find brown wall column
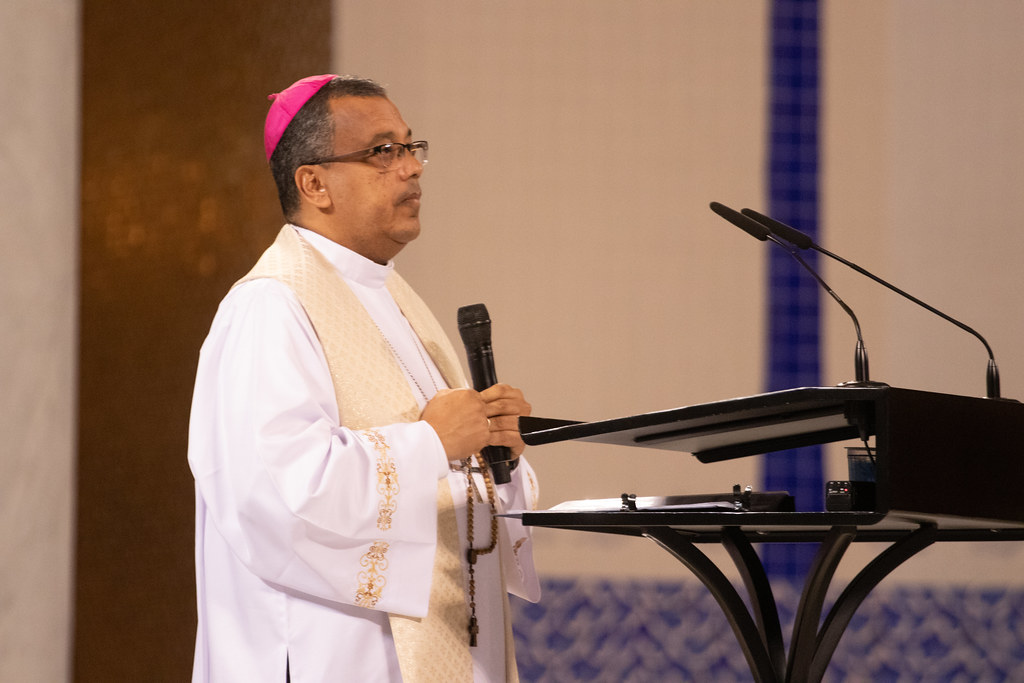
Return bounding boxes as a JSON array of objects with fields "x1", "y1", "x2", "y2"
[{"x1": 76, "y1": 3, "x2": 329, "y2": 679}]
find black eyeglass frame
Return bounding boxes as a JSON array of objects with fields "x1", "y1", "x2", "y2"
[{"x1": 302, "y1": 140, "x2": 428, "y2": 169}]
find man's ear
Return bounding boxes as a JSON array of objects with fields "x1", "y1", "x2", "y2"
[{"x1": 295, "y1": 166, "x2": 331, "y2": 208}]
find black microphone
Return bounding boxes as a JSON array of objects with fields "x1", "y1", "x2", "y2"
[
  {"x1": 456, "y1": 303, "x2": 513, "y2": 484},
  {"x1": 709, "y1": 202, "x2": 877, "y2": 385},
  {"x1": 741, "y1": 207, "x2": 1003, "y2": 400}
]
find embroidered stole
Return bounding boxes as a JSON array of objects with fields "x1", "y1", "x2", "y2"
[{"x1": 235, "y1": 226, "x2": 516, "y2": 682}]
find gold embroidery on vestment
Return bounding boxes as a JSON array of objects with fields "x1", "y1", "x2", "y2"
[
  {"x1": 355, "y1": 540, "x2": 391, "y2": 608},
  {"x1": 512, "y1": 537, "x2": 528, "y2": 565},
  {"x1": 237, "y1": 228, "x2": 488, "y2": 679},
  {"x1": 364, "y1": 429, "x2": 399, "y2": 531}
]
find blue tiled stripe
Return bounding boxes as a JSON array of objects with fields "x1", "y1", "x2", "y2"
[{"x1": 762, "y1": 0, "x2": 823, "y2": 579}]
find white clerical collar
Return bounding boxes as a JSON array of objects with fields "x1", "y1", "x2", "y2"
[{"x1": 289, "y1": 224, "x2": 394, "y2": 290}]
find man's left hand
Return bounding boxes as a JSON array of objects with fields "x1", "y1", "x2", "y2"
[{"x1": 479, "y1": 383, "x2": 531, "y2": 460}]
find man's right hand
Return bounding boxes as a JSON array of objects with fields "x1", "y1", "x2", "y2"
[{"x1": 420, "y1": 388, "x2": 491, "y2": 462}]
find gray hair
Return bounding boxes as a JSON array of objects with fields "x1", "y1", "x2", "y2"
[{"x1": 269, "y1": 76, "x2": 388, "y2": 218}]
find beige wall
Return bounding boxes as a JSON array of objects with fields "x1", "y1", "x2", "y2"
[
  {"x1": 823, "y1": 0, "x2": 1024, "y2": 399},
  {"x1": 338, "y1": 1, "x2": 1024, "y2": 584},
  {"x1": 336, "y1": 0, "x2": 771, "y2": 578},
  {"x1": 822, "y1": 1, "x2": 1024, "y2": 583},
  {"x1": 0, "y1": 1, "x2": 79, "y2": 680}
]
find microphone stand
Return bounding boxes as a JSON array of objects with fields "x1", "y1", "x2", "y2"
[
  {"x1": 710, "y1": 202, "x2": 886, "y2": 388},
  {"x1": 742, "y1": 208, "x2": 1004, "y2": 400}
]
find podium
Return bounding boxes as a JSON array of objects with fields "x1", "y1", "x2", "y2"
[{"x1": 515, "y1": 386, "x2": 1024, "y2": 682}]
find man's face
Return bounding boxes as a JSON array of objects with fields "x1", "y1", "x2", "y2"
[{"x1": 315, "y1": 96, "x2": 423, "y2": 263}]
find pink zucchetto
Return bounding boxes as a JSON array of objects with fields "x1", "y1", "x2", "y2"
[{"x1": 264, "y1": 74, "x2": 339, "y2": 161}]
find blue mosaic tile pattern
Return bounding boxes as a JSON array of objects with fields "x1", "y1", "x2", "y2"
[
  {"x1": 513, "y1": 578, "x2": 1024, "y2": 682},
  {"x1": 763, "y1": 0, "x2": 824, "y2": 580}
]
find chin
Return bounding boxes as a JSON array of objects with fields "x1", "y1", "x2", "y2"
[{"x1": 395, "y1": 224, "x2": 421, "y2": 245}]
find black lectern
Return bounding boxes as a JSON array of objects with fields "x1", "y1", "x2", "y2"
[{"x1": 515, "y1": 386, "x2": 1024, "y2": 682}]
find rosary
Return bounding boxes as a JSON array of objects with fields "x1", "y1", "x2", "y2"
[
  {"x1": 376, "y1": 323, "x2": 501, "y2": 647},
  {"x1": 463, "y1": 454, "x2": 498, "y2": 646}
]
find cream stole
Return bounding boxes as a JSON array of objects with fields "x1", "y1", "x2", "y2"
[{"x1": 235, "y1": 226, "x2": 514, "y2": 682}]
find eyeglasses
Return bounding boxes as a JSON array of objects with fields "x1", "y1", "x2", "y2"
[{"x1": 303, "y1": 140, "x2": 428, "y2": 170}]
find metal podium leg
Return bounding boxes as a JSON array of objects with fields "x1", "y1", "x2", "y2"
[
  {"x1": 643, "y1": 527, "x2": 780, "y2": 683},
  {"x1": 721, "y1": 527, "x2": 786, "y2": 682},
  {"x1": 786, "y1": 526, "x2": 857, "y2": 682},
  {"x1": 806, "y1": 523, "x2": 938, "y2": 681},
  {"x1": 643, "y1": 522, "x2": 941, "y2": 682}
]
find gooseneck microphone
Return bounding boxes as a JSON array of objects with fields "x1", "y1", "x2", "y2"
[
  {"x1": 741, "y1": 207, "x2": 1003, "y2": 400},
  {"x1": 710, "y1": 202, "x2": 876, "y2": 385},
  {"x1": 456, "y1": 303, "x2": 513, "y2": 484}
]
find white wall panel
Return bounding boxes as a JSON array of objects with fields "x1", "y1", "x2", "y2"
[{"x1": 0, "y1": 0, "x2": 78, "y2": 679}]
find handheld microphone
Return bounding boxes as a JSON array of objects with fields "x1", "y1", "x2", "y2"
[
  {"x1": 456, "y1": 303, "x2": 513, "y2": 484},
  {"x1": 710, "y1": 202, "x2": 876, "y2": 385},
  {"x1": 741, "y1": 207, "x2": 1003, "y2": 399}
]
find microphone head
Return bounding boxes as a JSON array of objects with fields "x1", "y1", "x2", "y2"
[
  {"x1": 457, "y1": 303, "x2": 492, "y2": 346},
  {"x1": 741, "y1": 208, "x2": 814, "y2": 249},
  {"x1": 709, "y1": 201, "x2": 770, "y2": 241}
]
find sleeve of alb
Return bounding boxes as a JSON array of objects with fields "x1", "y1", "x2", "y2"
[{"x1": 188, "y1": 279, "x2": 450, "y2": 617}]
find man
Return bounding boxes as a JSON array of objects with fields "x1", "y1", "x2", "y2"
[{"x1": 188, "y1": 74, "x2": 540, "y2": 682}]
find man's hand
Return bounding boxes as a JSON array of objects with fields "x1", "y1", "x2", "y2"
[
  {"x1": 421, "y1": 388, "x2": 490, "y2": 462},
  {"x1": 421, "y1": 384, "x2": 531, "y2": 463},
  {"x1": 480, "y1": 383, "x2": 531, "y2": 460}
]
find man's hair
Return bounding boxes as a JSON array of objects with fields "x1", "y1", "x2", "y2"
[{"x1": 269, "y1": 76, "x2": 388, "y2": 218}]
